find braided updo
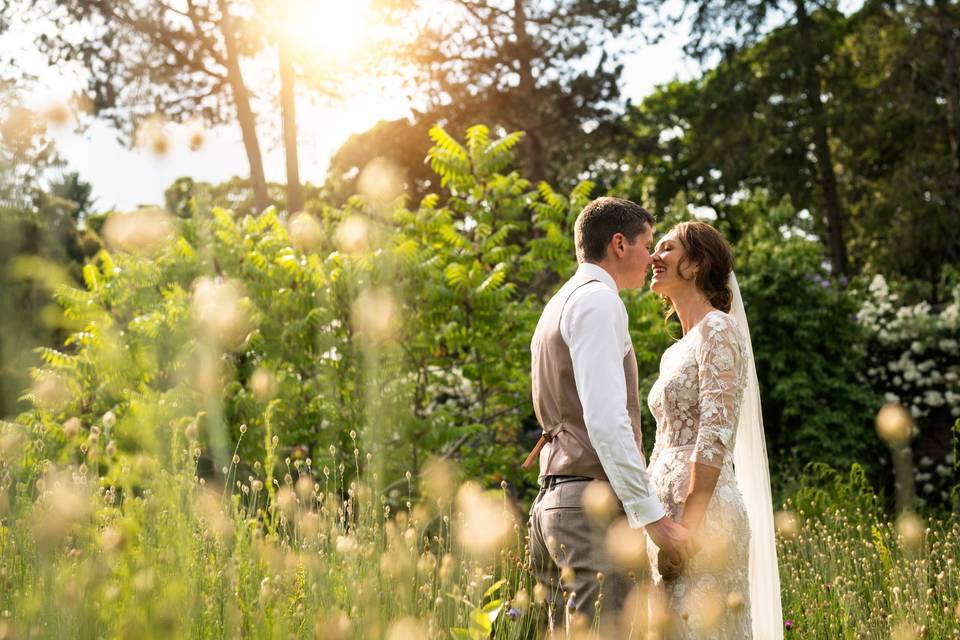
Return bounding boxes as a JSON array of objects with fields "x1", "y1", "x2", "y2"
[{"x1": 671, "y1": 221, "x2": 734, "y2": 313}]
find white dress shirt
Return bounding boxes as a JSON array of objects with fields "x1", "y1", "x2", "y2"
[{"x1": 556, "y1": 262, "x2": 666, "y2": 528}]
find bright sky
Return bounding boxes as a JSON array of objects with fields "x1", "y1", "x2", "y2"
[{"x1": 6, "y1": 4, "x2": 701, "y2": 212}]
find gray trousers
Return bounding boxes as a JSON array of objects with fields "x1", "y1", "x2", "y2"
[{"x1": 527, "y1": 478, "x2": 637, "y2": 627}]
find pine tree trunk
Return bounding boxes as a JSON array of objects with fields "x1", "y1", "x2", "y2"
[
  {"x1": 795, "y1": 0, "x2": 848, "y2": 276},
  {"x1": 279, "y1": 42, "x2": 303, "y2": 213},
  {"x1": 935, "y1": 0, "x2": 960, "y2": 199},
  {"x1": 217, "y1": 0, "x2": 269, "y2": 214},
  {"x1": 513, "y1": 0, "x2": 546, "y2": 184}
]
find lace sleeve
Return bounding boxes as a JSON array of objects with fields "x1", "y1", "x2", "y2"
[{"x1": 690, "y1": 312, "x2": 746, "y2": 468}]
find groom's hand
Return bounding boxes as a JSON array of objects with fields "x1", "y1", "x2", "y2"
[{"x1": 645, "y1": 516, "x2": 696, "y2": 565}]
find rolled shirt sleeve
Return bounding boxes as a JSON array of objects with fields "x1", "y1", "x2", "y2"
[{"x1": 562, "y1": 287, "x2": 666, "y2": 528}]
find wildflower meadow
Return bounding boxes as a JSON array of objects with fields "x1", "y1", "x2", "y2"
[{"x1": 3, "y1": 0, "x2": 960, "y2": 637}]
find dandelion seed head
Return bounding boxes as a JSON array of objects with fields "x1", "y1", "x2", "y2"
[
  {"x1": 896, "y1": 512, "x2": 925, "y2": 550},
  {"x1": 438, "y1": 553, "x2": 455, "y2": 582},
  {"x1": 421, "y1": 457, "x2": 457, "y2": 507},
  {"x1": 101, "y1": 525, "x2": 124, "y2": 552},
  {"x1": 103, "y1": 207, "x2": 176, "y2": 256},
  {"x1": 42, "y1": 101, "x2": 70, "y2": 127},
  {"x1": 314, "y1": 609, "x2": 351, "y2": 640},
  {"x1": 135, "y1": 115, "x2": 170, "y2": 156},
  {"x1": 352, "y1": 288, "x2": 398, "y2": 343},
  {"x1": 31, "y1": 371, "x2": 71, "y2": 412},
  {"x1": 249, "y1": 368, "x2": 278, "y2": 401},
  {"x1": 184, "y1": 118, "x2": 205, "y2": 151},
  {"x1": 891, "y1": 622, "x2": 917, "y2": 640},
  {"x1": 583, "y1": 481, "x2": 618, "y2": 526},
  {"x1": 725, "y1": 591, "x2": 744, "y2": 610},
  {"x1": 385, "y1": 616, "x2": 427, "y2": 640},
  {"x1": 276, "y1": 487, "x2": 297, "y2": 518},
  {"x1": 62, "y1": 417, "x2": 81, "y2": 439},
  {"x1": 775, "y1": 510, "x2": 800, "y2": 539},
  {"x1": 876, "y1": 403, "x2": 914, "y2": 446},
  {"x1": 357, "y1": 157, "x2": 405, "y2": 206},
  {"x1": 294, "y1": 475, "x2": 314, "y2": 502},
  {"x1": 604, "y1": 517, "x2": 648, "y2": 572},
  {"x1": 288, "y1": 212, "x2": 323, "y2": 252},
  {"x1": 533, "y1": 582, "x2": 548, "y2": 604},
  {"x1": 335, "y1": 215, "x2": 370, "y2": 254},
  {"x1": 31, "y1": 470, "x2": 92, "y2": 551},
  {"x1": 191, "y1": 277, "x2": 254, "y2": 351},
  {"x1": 335, "y1": 534, "x2": 359, "y2": 557},
  {"x1": 454, "y1": 481, "x2": 515, "y2": 559},
  {"x1": 0, "y1": 431, "x2": 25, "y2": 462}
]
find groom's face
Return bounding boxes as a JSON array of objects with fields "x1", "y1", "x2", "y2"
[{"x1": 620, "y1": 225, "x2": 655, "y2": 290}]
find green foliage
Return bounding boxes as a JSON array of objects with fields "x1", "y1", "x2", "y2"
[
  {"x1": 13, "y1": 126, "x2": 623, "y2": 505},
  {"x1": 619, "y1": 1, "x2": 960, "y2": 283},
  {"x1": 734, "y1": 192, "x2": 883, "y2": 490}
]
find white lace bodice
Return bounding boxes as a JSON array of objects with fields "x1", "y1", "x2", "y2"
[
  {"x1": 648, "y1": 310, "x2": 747, "y2": 469},
  {"x1": 645, "y1": 310, "x2": 753, "y2": 638}
]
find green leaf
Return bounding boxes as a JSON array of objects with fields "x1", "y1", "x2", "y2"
[
  {"x1": 469, "y1": 609, "x2": 492, "y2": 636},
  {"x1": 82, "y1": 264, "x2": 99, "y2": 291},
  {"x1": 483, "y1": 579, "x2": 507, "y2": 599},
  {"x1": 444, "y1": 263, "x2": 468, "y2": 290}
]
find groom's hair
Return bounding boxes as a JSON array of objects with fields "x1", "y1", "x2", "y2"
[{"x1": 574, "y1": 197, "x2": 654, "y2": 263}]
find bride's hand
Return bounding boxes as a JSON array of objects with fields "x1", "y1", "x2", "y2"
[{"x1": 657, "y1": 547, "x2": 684, "y2": 579}]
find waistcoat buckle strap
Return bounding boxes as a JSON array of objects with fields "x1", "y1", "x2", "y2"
[{"x1": 521, "y1": 431, "x2": 553, "y2": 470}]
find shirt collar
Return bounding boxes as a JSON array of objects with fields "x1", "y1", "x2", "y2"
[{"x1": 576, "y1": 262, "x2": 618, "y2": 292}]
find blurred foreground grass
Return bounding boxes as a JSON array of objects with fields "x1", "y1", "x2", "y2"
[{"x1": 0, "y1": 422, "x2": 958, "y2": 639}]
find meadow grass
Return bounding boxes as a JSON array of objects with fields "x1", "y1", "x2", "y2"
[{"x1": 1, "y1": 417, "x2": 958, "y2": 639}]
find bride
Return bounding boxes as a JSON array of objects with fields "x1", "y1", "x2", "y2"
[{"x1": 645, "y1": 221, "x2": 782, "y2": 639}]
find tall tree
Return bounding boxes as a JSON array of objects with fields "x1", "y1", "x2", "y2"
[
  {"x1": 277, "y1": 40, "x2": 303, "y2": 213},
  {"x1": 24, "y1": 0, "x2": 272, "y2": 213},
  {"x1": 377, "y1": 0, "x2": 647, "y2": 188},
  {"x1": 828, "y1": 0, "x2": 960, "y2": 284},
  {"x1": 654, "y1": 0, "x2": 851, "y2": 274}
]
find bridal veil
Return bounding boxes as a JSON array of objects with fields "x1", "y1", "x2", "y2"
[{"x1": 729, "y1": 272, "x2": 783, "y2": 639}]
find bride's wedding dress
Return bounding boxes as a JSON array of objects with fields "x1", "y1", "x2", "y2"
[{"x1": 646, "y1": 310, "x2": 752, "y2": 638}]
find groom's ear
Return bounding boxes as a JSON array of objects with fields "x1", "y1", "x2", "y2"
[{"x1": 609, "y1": 232, "x2": 626, "y2": 258}]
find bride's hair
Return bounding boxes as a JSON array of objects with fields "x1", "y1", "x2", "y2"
[{"x1": 667, "y1": 220, "x2": 734, "y2": 314}]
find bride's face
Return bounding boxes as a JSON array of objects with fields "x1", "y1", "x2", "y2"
[{"x1": 650, "y1": 230, "x2": 697, "y2": 295}]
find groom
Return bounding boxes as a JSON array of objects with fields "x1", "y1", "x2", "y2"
[{"x1": 525, "y1": 197, "x2": 693, "y2": 625}]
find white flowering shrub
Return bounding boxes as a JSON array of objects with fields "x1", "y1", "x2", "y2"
[
  {"x1": 856, "y1": 275, "x2": 960, "y2": 421},
  {"x1": 856, "y1": 274, "x2": 960, "y2": 508}
]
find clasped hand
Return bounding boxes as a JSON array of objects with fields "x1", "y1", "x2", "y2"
[{"x1": 645, "y1": 516, "x2": 698, "y2": 579}]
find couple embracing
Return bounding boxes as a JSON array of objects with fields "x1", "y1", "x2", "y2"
[{"x1": 525, "y1": 197, "x2": 783, "y2": 639}]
